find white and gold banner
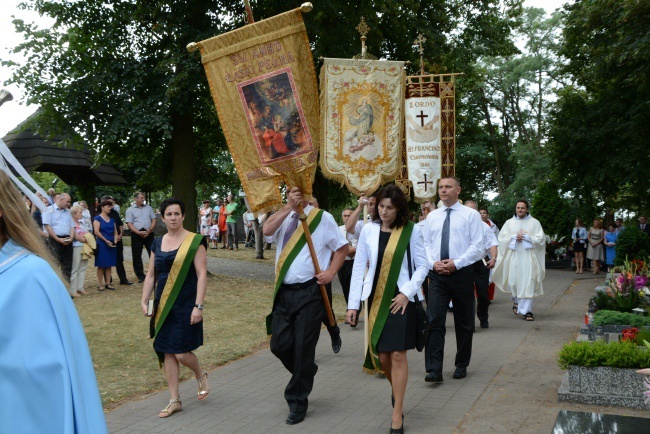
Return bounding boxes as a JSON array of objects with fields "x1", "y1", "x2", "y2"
[
  {"x1": 405, "y1": 79, "x2": 442, "y2": 201},
  {"x1": 319, "y1": 58, "x2": 405, "y2": 195}
]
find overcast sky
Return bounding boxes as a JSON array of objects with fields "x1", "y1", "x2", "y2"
[{"x1": 0, "y1": 0, "x2": 567, "y2": 137}]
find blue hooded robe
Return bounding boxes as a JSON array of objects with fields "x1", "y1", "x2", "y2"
[{"x1": 0, "y1": 239, "x2": 107, "y2": 434}]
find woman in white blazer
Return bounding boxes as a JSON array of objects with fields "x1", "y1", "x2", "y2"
[{"x1": 346, "y1": 185, "x2": 429, "y2": 434}]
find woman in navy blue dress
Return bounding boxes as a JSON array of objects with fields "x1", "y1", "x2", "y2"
[
  {"x1": 140, "y1": 198, "x2": 209, "y2": 418},
  {"x1": 93, "y1": 199, "x2": 117, "y2": 290}
]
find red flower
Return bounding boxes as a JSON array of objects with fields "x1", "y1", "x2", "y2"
[{"x1": 622, "y1": 327, "x2": 639, "y2": 342}]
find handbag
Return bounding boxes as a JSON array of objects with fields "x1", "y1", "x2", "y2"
[{"x1": 407, "y1": 245, "x2": 429, "y2": 352}]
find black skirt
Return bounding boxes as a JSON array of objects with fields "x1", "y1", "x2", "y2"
[
  {"x1": 376, "y1": 294, "x2": 417, "y2": 352},
  {"x1": 369, "y1": 231, "x2": 416, "y2": 353},
  {"x1": 574, "y1": 241, "x2": 587, "y2": 253}
]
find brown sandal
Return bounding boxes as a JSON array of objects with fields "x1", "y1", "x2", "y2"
[{"x1": 159, "y1": 398, "x2": 182, "y2": 418}]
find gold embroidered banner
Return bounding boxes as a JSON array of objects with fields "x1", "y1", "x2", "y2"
[
  {"x1": 405, "y1": 77, "x2": 442, "y2": 202},
  {"x1": 194, "y1": 8, "x2": 318, "y2": 213},
  {"x1": 319, "y1": 58, "x2": 405, "y2": 196}
]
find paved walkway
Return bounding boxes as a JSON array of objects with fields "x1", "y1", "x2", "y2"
[{"x1": 106, "y1": 268, "x2": 580, "y2": 433}]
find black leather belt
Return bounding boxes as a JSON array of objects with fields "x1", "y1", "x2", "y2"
[{"x1": 281, "y1": 278, "x2": 317, "y2": 290}]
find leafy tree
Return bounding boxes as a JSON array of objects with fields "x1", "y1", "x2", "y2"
[
  {"x1": 468, "y1": 8, "x2": 563, "y2": 204},
  {"x1": 549, "y1": 0, "x2": 650, "y2": 214},
  {"x1": 531, "y1": 181, "x2": 573, "y2": 240},
  {"x1": 4, "y1": 0, "x2": 246, "y2": 229},
  {"x1": 615, "y1": 227, "x2": 650, "y2": 265},
  {"x1": 5, "y1": 0, "x2": 523, "y2": 223}
]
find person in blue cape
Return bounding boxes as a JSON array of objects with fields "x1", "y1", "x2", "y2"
[{"x1": 0, "y1": 170, "x2": 107, "y2": 434}]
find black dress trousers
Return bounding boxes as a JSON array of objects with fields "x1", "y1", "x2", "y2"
[
  {"x1": 425, "y1": 266, "x2": 475, "y2": 374},
  {"x1": 473, "y1": 259, "x2": 491, "y2": 323},
  {"x1": 270, "y1": 281, "x2": 324, "y2": 414},
  {"x1": 132, "y1": 232, "x2": 154, "y2": 280}
]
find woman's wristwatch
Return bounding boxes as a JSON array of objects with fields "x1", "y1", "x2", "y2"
[{"x1": 194, "y1": 304, "x2": 204, "y2": 310}]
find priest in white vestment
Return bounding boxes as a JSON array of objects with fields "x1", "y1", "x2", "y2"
[{"x1": 492, "y1": 200, "x2": 545, "y2": 321}]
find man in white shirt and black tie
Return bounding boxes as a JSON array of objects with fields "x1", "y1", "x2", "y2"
[
  {"x1": 422, "y1": 177, "x2": 484, "y2": 382},
  {"x1": 263, "y1": 187, "x2": 349, "y2": 425}
]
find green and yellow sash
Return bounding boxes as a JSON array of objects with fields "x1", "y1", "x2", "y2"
[
  {"x1": 266, "y1": 208, "x2": 324, "y2": 335},
  {"x1": 153, "y1": 232, "x2": 204, "y2": 366},
  {"x1": 363, "y1": 221, "x2": 414, "y2": 374}
]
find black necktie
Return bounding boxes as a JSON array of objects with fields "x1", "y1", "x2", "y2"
[{"x1": 440, "y1": 208, "x2": 452, "y2": 260}]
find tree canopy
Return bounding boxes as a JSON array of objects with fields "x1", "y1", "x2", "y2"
[
  {"x1": 5, "y1": 0, "x2": 531, "y2": 221},
  {"x1": 548, "y1": 0, "x2": 650, "y2": 216}
]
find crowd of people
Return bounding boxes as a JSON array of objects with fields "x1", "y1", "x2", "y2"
[
  {"x1": 261, "y1": 177, "x2": 546, "y2": 433},
  {"x1": 16, "y1": 170, "x2": 650, "y2": 432},
  {"x1": 21, "y1": 189, "x2": 160, "y2": 298},
  {"x1": 570, "y1": 215, "x2": 644, "y2": 274},
  {"x1": 199, "y1": 194, "x2": 257, "y2": 251}
]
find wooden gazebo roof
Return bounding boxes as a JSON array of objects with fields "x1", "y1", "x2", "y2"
[{"x1": 2, "y1": 116, "x2": 128, "y2": 186}]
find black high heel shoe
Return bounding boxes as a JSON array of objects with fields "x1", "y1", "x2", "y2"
[{"x1": 389, "y1": 414, "x2": 404, "y2": 433}]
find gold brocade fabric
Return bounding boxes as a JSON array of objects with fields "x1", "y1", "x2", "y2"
[
  {"x1": 366, "y1": 226, "x2": 404, "y2": 373},
  {"x1": 319, "y1": 58, "x2": 405, "y2": 196},
  {"x1": 195, "y1": 9, "x2": 319, "y2": 213}
]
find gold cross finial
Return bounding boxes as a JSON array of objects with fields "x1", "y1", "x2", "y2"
[
  {"x1": 414, "y1": 34, "x2": 426, "y2": 55},
  {"x1": 414, "y1": 33, "x2": 427, "y2": 75},
  {"x1": 356, "y1": 17, "x2": 370, "y2": 37}
]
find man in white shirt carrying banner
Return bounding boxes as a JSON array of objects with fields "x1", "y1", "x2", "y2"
[{"x1": 263, "y1": 187, "x2": 348, "y2": 425}]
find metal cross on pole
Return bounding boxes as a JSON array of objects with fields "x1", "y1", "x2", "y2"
[{"x1": 414, "y1": 33, "x2": 427, "y2": 76}]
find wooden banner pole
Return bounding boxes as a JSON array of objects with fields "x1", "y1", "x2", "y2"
[{"x1": 296, "y1": 203, "x2": 336, "y2": 327}]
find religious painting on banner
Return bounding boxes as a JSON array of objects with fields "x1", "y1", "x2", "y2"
[
  {"x1": 405, "y1": 77, "x2": 442, "y2": 202},
  {"x1": 191, "y1": 8, "x2": 318, "y2": 213},
  {"x1": 320, "y1": 58, "x2": 405, "y2": 195}
]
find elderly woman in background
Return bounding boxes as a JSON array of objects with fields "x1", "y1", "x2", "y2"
[
  {"x1": 141, "y1": 197, "x2": 209, "y2": 418},
  {"x1": 572, "y1": 219, "x2": 587, "y2": 274},
  {"x1": 586, "y1": 219, "x2": 605, "y2": 274},
  {"x1": 70, "y1": 205, "x2": 91, "y2": 297},
  {"x1": 604, "y1": 223, "x2": 618, "y2": 272},
  {"x1": 0, "y1": 171, "x2": 107, "y2": 433},
  {"x1": 347, "y1": 185, "x2": 428, "y2": 434},
  {"x1": 93, "y1": 199, "x2": 118, "y2": 290}
]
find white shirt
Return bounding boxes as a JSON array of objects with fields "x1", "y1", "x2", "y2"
[
  {"x1": 125, "y1": 204, "x2": 156, "y2": 230},
  {"x1": 265, "y1": 206, "x2": 348, "y2": 284},
  {"x1": 422, "y1": 201, "x2": 485, "y2": 270},
  {"x1": 339, "y1": 225, "x2": 358, "y2": 260},
  {"x1": 488, "y1": 219, "x2": 499, "y2": 237},
  {"x1": 481, "y1": 221, "x2": 499, "y2": 257},
  {"x1": 42, "y1": 204, "x2": 74, "y2": 235}
]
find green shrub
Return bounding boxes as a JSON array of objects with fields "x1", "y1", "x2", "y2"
[
  {"x1": 593, "y1": 310, "x2": 650, "y2": 327},
  {"x1": 615, "y1": 227, "x2": 650, "y2": 266},
  {"x1": 590, "y1": 292, "x2": 621, "y2": 311},
  {"x1": 558, "y1": 341, "x2": 650, "y2": 369},
  {"x1": 635, "y1": 329, "x2": 650, "y2": 346}
]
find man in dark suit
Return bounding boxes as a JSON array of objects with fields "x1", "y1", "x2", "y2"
[{"x1": 639, "y1": 216, "x2": 650, "y2": 236}]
